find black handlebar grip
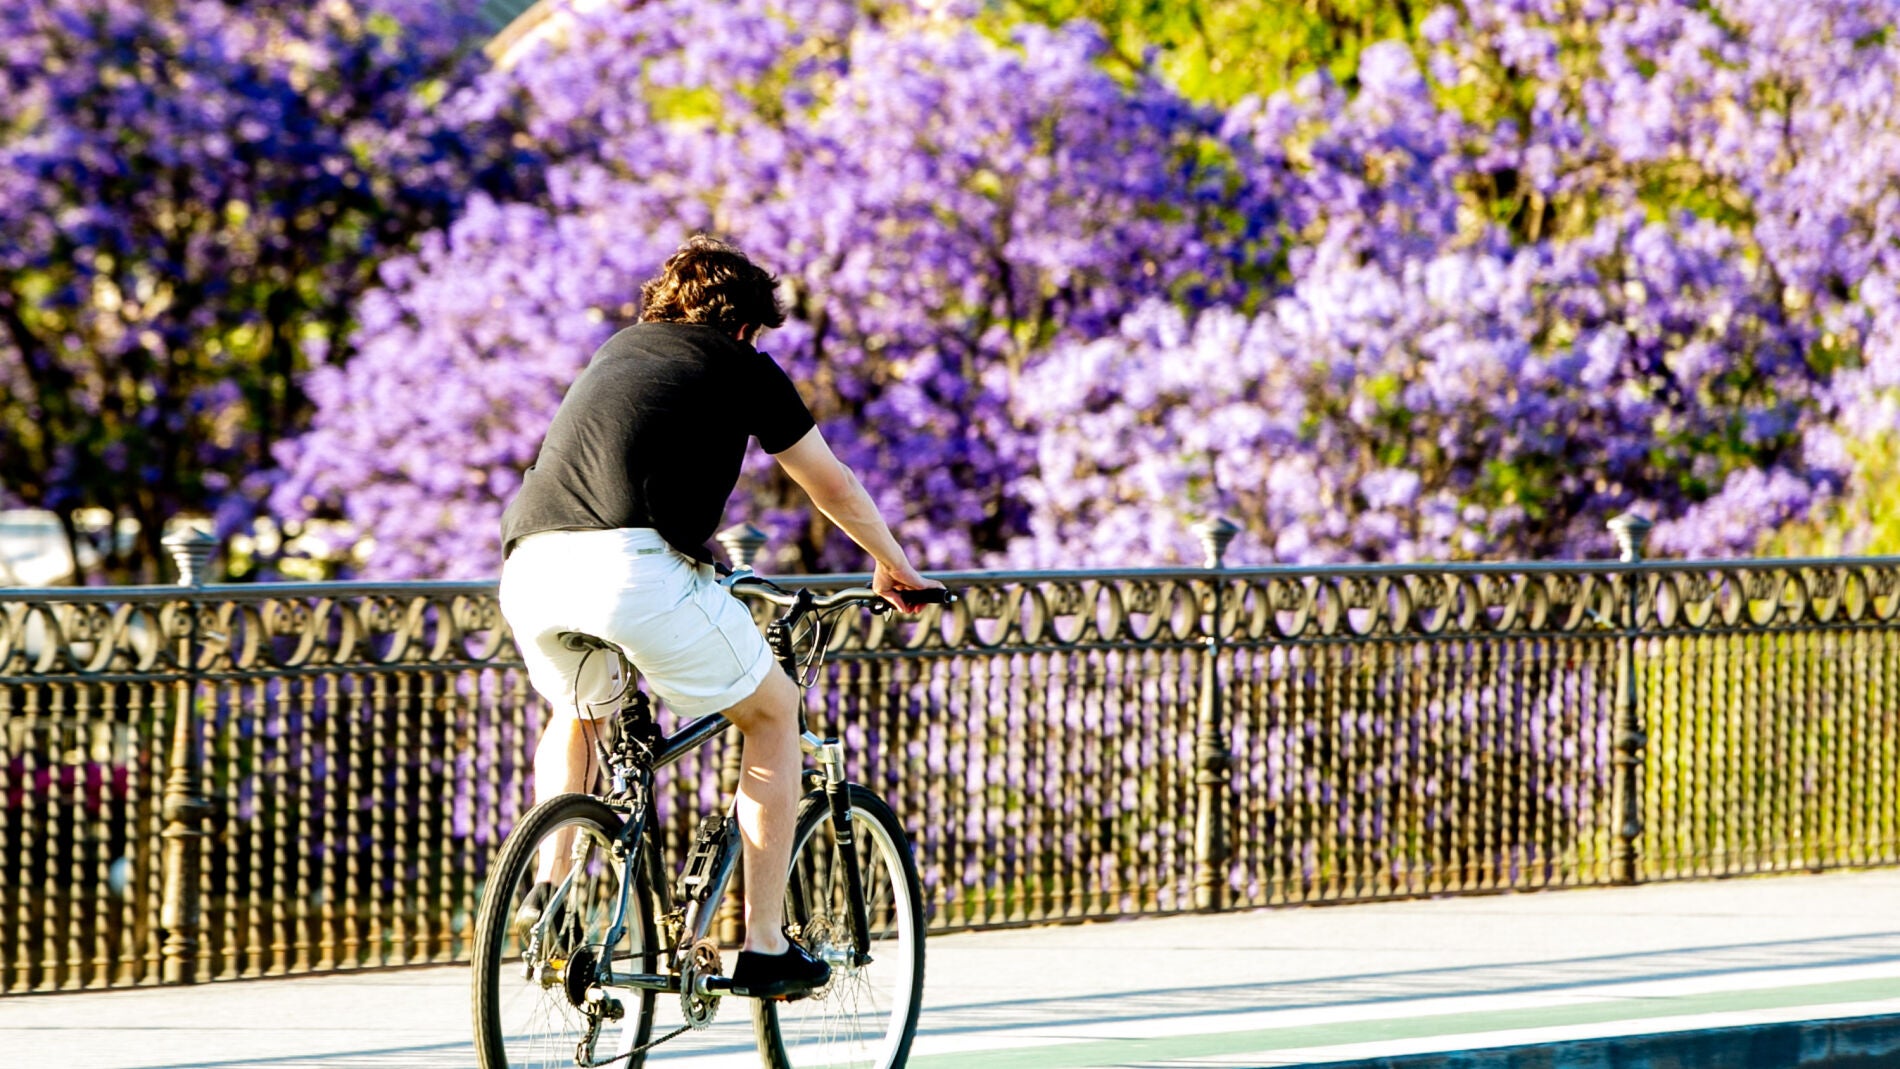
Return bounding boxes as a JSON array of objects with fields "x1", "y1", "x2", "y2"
[{"x1": 898, "y1": 588, "x2": 958, "y2": 607}]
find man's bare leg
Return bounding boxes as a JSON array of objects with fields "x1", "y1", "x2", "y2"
[
  {"x1": 715, "y1": 665, "x2": 802, "y2": 955},
  {"x1": 527, "y1": 668, "x2": 801, "y2": 954},
  {"x1": 531, "y1": 708, "x2": 591, "y2": 883}
]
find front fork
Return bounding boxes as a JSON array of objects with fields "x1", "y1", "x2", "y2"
[
  {"x1": 669, "y1": 732, "x2": 874, "y2": 971},
  {"x1": 804, "y1": 731, "x2": 874, "y2": 966},
  {"x1": 773, "y1": 611, "x2": 873, "y2": 966}
]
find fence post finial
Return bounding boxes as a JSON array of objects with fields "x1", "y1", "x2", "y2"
[
  {"x1": 1608, "y1": 513, "x2": 1652, "y2": 563},
  {"x1": 163, "y1": 527, "x2": 220, "y2": 586},
  {"x1": 716, "y1": 523, "x2": 769, "y2": 573},
  {"x1": 1193, "y1": 516, "x2": 1240, "y2": 570}
]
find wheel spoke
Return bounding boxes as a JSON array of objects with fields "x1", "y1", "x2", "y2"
[
  {"x1": 758, "y1": 790, "x2": 922, "y2": 1069},
  {"x1": 474, "y1": 797, "x2": 658, "y2": 1069}
]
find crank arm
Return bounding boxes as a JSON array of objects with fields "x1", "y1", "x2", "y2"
[{"x1": 609, "y1": 972, "x2": 735, "y2": 996}]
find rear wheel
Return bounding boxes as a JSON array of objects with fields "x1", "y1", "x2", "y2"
[
  {"x1": 754, "y1": 785, "x2": 925, "y2": 1069},
  {"x1": 473, "y1": 793, "x2": 658, "y2": 1069}
]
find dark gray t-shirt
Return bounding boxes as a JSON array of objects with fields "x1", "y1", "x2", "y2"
[{"x1": 499, "y1": 322, "x2": 816, "y2": 563}]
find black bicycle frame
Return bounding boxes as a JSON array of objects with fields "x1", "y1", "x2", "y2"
[{"x1": 587, "y1": 592, "x2": 883, "y2": 999}]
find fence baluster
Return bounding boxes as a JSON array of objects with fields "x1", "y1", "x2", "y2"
[
  {"x1": 1191, "y1": 518, "x2": 1237, "y2": 913},
  {"x1": 158, "y1": 529, "x2": 216, "y2": 985},
  {"x1": 1608, "y1": 513, "x2": 1651, "y2": 886}
]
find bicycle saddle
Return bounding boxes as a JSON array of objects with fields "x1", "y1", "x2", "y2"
[{"x1": 558, "y1": 631, "x2": 618, "y2": 654}]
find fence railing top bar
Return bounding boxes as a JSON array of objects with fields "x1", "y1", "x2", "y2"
[
  {"x1": 885, "y1": 556, "x2": 1900, "y2": 584},
  {"x1": 0, "y1": 579, "x2": 505, "y2": 604},
  {"x1": 4, "y1": 553, "x2": 1898, "y2": 605}
]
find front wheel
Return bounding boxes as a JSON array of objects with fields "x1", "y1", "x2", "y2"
[
  {"x1": 754, "y1": 785, "x2": 926, "y2": 1069},
  {"x1": 473, "y1": 793, "x2": 658, "y2": 1069}
]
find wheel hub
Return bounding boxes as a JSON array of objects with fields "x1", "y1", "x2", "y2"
[
  {"x1": 563, "y1": 945, "x2": 599, "y2": 1008},
  {"x1": 799, "y1": 916, "x2": 852, "y2": 970}
]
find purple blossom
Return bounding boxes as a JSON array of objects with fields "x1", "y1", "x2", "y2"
[
  {"x1": 1, "y1": 0, "x2": 528, "y2": 580},
  {"x1": 271, "y1": 0, "x2": 1900, "y2": 576}
]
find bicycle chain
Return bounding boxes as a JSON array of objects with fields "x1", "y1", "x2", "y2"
[
  {"x1": 579, "y1": 1021, "x2": 694, "y2": 1067},
  {"x1": 579, "y1": 937, "x2": 723, "y2": 1067}
]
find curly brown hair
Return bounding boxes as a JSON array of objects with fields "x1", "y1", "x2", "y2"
[{"x1": 637, "y1": 235, "x2": 787, "y2": 339}]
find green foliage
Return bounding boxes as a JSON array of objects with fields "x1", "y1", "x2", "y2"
[
  {"x1": 1759, "y1": 428, "x2": 1900, "y2": 556},
  {"x1": 987, "y1": 0, "x2": 1424, "y2": 104}
]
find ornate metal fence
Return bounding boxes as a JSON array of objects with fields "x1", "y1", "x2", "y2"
[{"x1": 3, "y1": 529, "x2": 1897, "y2": 990}]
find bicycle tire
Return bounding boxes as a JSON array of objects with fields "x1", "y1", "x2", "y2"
[
  {"x1": 473, "y1": 793, "x2": 658, "y2": 1069},
  {"x1": 753, "y1": 785, "x2": 926, "y2": 1069}
]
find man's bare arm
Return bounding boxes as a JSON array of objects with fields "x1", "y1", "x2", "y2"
[{"x1": 771, "y1": 426, "x2": 942, "y2": 606}]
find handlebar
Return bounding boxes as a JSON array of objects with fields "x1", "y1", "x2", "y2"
[{"x1": 724, "y1": 572, "x2": 959, "y2": 613}]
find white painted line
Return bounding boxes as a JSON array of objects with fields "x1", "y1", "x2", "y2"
[
  {"x1": 897, "y1": 960, "x2": 1900, "y2": 1051},
  {"x1": 649, "y1": 1032, "x2": 1082, "y2": 1067},
  {"x1": 1247, "y1": 997, "x2": 1900, "y2": 1065},
  {"x1": 1582, "y1": 961, "x2": 1900, "y2": 1000}
]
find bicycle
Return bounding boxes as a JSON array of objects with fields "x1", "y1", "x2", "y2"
[{"x1": 472, "y1": 571, "x2": 955, "y2": 1069}]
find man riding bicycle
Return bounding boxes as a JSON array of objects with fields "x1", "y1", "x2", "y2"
[{"x1": 497, "y1": 235, "x2": 943, "y2": 1001}]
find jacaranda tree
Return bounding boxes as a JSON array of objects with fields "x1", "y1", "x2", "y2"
[
  {"x1": 0, "y1": 0, "x2": 533, "y2": 581},
  {"x1": 1011, "y1": 0, "x2": 1900, "y2": 565},
  {"x1": 276, "y1": 0, "x2": 1900, "y2": 577},
  {"x1": 274, "y1": 0, "x2": 1258, "y2": 577}
]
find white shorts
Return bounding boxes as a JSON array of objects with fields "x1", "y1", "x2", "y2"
[{"x1": 500, "y1": 528, "x2": 775, "y2": 720}]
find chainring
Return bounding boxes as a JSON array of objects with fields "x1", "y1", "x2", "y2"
[{"x1": 678, "y1": 938, "x2": 723, "y2": 1028}]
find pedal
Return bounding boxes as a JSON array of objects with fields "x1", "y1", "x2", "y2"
[
  {"x1": 676, "y1": 814, "x2": 730, "y2": 902},
  {"x1": 693, "y1": 972, "x2": 734, "y2": 997}
]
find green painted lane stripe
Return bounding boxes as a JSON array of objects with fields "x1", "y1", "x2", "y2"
[{"x1": 911, "y1": 976, "x2": 1900, "y2": 1069}]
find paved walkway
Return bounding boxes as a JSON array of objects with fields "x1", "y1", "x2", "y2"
[{"x1": 3, "y1": 869, "x2": 1897, "y2": 1068}]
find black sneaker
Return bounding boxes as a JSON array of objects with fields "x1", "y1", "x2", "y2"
[
  {"x1": 729, "y1": 938, "x2": 831, "y2": 1001},
  {"x1": 513, "y1": 881, "x2": 556, "y2": 933}
]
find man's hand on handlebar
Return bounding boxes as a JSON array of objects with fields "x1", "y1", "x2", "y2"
[{"x1": 874, "y1": 559, "x2": 946, "y2": 614}]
